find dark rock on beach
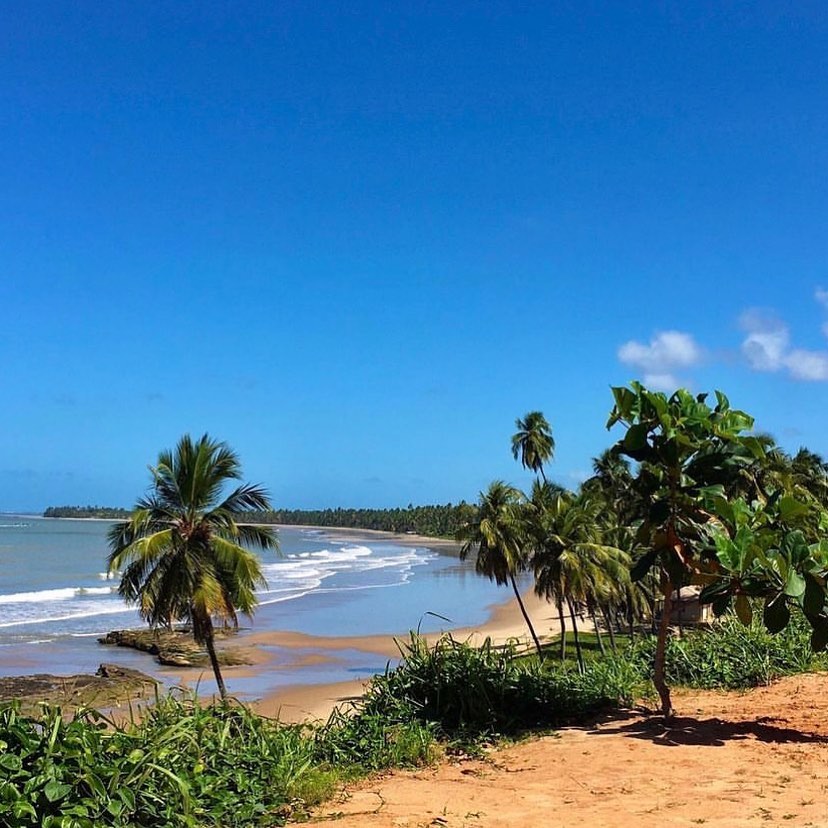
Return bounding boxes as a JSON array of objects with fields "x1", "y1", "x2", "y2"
[
  {"x1": 0, "y1": 664, "x2": 158, "y2": 711},
  {"x1": 99, "y1": 627, "x2": 252, "y2": 668}
]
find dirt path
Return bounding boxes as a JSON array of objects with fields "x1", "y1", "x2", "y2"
[{"x1": 312, "y1": 673, "x2": 828, "y2": 827}]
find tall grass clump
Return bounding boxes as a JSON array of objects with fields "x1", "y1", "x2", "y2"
[
  {"x1": 627, "y1": 612, "x2": 826, "y2": 690},
  {"x1": 335, "y1": 634, "x2": 642, "y2": 740}
]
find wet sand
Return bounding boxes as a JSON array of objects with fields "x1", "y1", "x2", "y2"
[{"x1": 129, "y1": 582, "x2": 557, "y2": 723}]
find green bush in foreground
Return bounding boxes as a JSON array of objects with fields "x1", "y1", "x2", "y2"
[
  {"x1": 0, "y1": 687, "x2": 438, "y2": 828},
  {"x1": 0, "y1": 697, "x2": 334, "y2": 828},
  {"x1": 343, "y1": 634, "x2": 642, "y2": 739}
]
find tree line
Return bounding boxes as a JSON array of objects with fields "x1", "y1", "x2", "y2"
[
  {"x1": 44, "y1": 505, "x2": 132, "y2": 519},
  {"x1": 45, "y1": 503, "x2": 476, "y2": 538},
  {"x1": 244, "y1": 504, "x2": 476, "y2": 536}
]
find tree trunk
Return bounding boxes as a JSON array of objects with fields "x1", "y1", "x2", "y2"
[
  {"x1": 591, "y1": 606, "x2": 607, "y2": 655},
  {"x1": 654, "y1": 577, "x2": 675, "y2": 718},
  {"x1": 509, "y1": 572, "x2": 543, "y2": 659},
  {"x1": 602, "y1": 606, "x2": 618, "y2": 652},
  {"x1": 566, "y1": 598, "x2": 585, "y2": 674},
  {"x1": 203, "y1": 621, "x2": 228, "y2": 702},
  {"x1": 557, "y1": 599, "x2": 567, "y2": 660}
]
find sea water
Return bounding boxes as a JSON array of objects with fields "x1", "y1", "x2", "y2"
[{"x1": 0, "y1": 517, "x2": 520, "y2": 693}]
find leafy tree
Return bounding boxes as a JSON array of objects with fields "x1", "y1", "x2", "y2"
[
  {"x1": 108, "y1": 434, "x2": 277, "y2": 700},
  {"x1": 700, "y1": 494, "x2": 828, "y2": 649},
  {"x1": 607, "y1": 383, "x2": 764, "y2": 716},
  {"x1": 456, "y1": 481, "x2": 543, "y2": 656},
  {"x1": 511, "y1": 411, "x2": 555, "y2": 482}
]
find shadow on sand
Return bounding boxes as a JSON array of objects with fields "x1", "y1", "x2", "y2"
[{"x1": 579, "y1": 708, "x2": 828, "y2": 748}]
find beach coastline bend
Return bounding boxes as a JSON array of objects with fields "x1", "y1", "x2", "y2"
[
  {"x1": 246, "y1": 584, "x2": 557, "y2": 724},
  {"x1": 0, "y1": 523, "x2": 560, "y2": 723},
  {"x1": 114, "y1": 526, "x2": 560, "y2": 723}
]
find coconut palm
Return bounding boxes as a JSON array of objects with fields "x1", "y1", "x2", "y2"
[
  {"x1": 456, "y1": 481, "x2": 543, "y2": 656},
  {"x1": 529, "y1": 491, "x2": 628, "y2": 671},
  {"x1": 108, "y1": 434, "x2": 277, "y2": 700},
  {"x1": 511, "y1": 411, "x2": 555, "y2": 482}
]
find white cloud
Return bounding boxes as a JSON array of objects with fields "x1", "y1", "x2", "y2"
[
  {"x1": 740, "y1": 303, "x2": 828, "y2": 382},
  {"x1": 815, "y1": 287, "x2": 828, "y2": 310},
  {"x1": 786, "y1": 349, "x2": 828, "y2": 381},
  {"x1": 617, "y1": 331, "x2": 701, "y2": 390},
  {"x1": 642, "y1": 372, "x2": 680, "y2": 392},
  {"x1": 739, "y1": 311, "x2": 789, "y2": 372}
]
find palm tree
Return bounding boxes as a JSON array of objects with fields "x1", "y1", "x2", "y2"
[
  {"x1": 456, "y1": 481, "x2": 543, "y2": 656},
  {"x1": 108, "y1": 434, "x2": 277, "y2": 700},
  {"x1": 529, "y1": 491, "x2": 628, "y2": 671},
  {"x1": 511, "y1": 411, "x2": 555, "y2": 482}
]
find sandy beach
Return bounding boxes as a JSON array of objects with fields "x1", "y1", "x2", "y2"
[
  {"x1": 247, "y1": 585, "x2": 557, "y2": 723},
  {"x1": 132, "y1": 527, "x2": 560, "y2": 723}
]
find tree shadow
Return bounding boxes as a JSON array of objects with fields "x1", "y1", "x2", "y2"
[{"x1": 583, "y1": 708, "x2": 828, "y2": 747}]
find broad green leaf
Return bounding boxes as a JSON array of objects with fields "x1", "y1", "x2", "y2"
[
  {"x1": 44, "y1": 781, "x2": 71, "y2": 803},
  {"x1": 0, "y1": 753, "x2": 22, "y2": 771},
  {"x1": 784, "y1": 569, "x2": 806, "y2": 598},
  {"x1": 699, "y1": 580, "x2": 730, "y2": 604},
  {"x1": 779, "y1": 497, "x2": 810, "y2": 522},
  {"x1": 713, "y1": 534, "x2": 739, "y2": 571},
  {"x1": 734, "y1": 593, "x2": 752, "y2": 626},
  {"x1": 610, "y1": 386, "x2": 636, "y2": 419},
  {"x1": 623, "y1": 423, "x2": 649, "y2": 452},
  {"x1": 12, "y1": 801, "x2": 37, "y2": 820},
  {"x1": 740, "y1": 435, "x2": 766, "y2": 460}
]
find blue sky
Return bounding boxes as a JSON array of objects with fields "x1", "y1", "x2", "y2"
[{"x1": 2, "y1": 2, "x2": 828, "y2": 511}]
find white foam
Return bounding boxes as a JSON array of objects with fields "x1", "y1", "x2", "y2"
[
  {"x1": 0, "y1": 603, "x2": 135, "y2": 629},
  {"x1": 0, "y1": 585, "x2": 115, "y2": 604},
  {"x1": 0, "y1": 536, "x2": 440, "y2": 634}
]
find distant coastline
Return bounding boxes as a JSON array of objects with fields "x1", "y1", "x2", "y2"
[{"x1": 42, "y1": 502, "x2": 477, "y2": 538}]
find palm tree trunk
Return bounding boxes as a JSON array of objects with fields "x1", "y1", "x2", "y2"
[
  {"x1": 654, "y1": 577, "x2": 675, "y2": 718},
  {"x1": 601, "y1": 606, "x2": 617, "y2": 652},
  {"x1": 591, "y1": 606, "x2": 607, "y2": 656},
  {"x1": 203, "y1": 622, "x2": 228, "y2": 702},
  {"x1": 557, "y1": 599, "x2": 567, "y2": 660},
  {"x1": 509, "y1": 572, "x2": 543, "y2": 659},
  {"x1": 566, "y1": 598, "x2": 585, "y2": 674}
]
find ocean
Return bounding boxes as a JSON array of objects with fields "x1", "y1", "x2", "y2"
[{"x1": 0, "y1": 517, "x2": 516, "y2": 698}]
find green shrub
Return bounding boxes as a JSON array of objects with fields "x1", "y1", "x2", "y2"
[
  {"x1": 627, "y1": 612, "x2": 825, "y2": 690},
  {"x1": 0, "y1": 696, "x2": 337, "y2": 828},
  {"x1": 342, "y1": 634, "x2": 642, "y2": 739}
]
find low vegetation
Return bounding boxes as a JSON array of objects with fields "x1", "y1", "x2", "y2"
[{"x1": 3, "y1": 617, "x2": 825, "y2": 827}]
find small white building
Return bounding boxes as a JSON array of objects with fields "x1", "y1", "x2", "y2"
[{"x1": 670, "y1": 585, "x2": 714, "y2": 625}]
